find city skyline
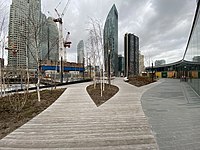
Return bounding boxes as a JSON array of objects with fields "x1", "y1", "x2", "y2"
[{"x1": 1, "y1": 0, "x2": 197, "y2": 66}]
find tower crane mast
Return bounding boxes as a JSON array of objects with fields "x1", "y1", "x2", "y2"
[
  {"x1": 53, "y1": 0, "x2": 71, "y2": 83},
  {"x1": 53, "y1": 0, "x2": 71, "y2": 62}
]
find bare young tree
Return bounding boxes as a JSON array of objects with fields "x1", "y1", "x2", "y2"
[
  {"x1": 86, "y1": 18, "x2": 105, "y2": 96},
  {"x1": 7, "y1": 2, "x2": 59, "y2": 102},
  {"x1": 0, "y1": 1, "x2": 9, "y2": 97},
  {"x1": 27, "y1": 4, "x2": 59, "y2": 102}
]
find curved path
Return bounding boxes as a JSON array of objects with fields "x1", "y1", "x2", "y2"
[
  {"x1": 0, "y1": 78, "x2": 158, "y2": 149},
  {"x1": 141, "y1": 79, "x2": 200, "y2": 150}
]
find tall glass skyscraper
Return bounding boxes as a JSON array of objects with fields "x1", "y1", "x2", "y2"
[
  {"x1": 124, "y1": 33, "x2": 139, "y2": 77},
  {"x1": 77, "y1": 40, "x2": 84, "y2": 63},
  {"x1": 104, "y1": 4, "x2": 118, "y2": 76},
  {"x1": 40, "y1": 17, "x2": 59, "y2": 61}
]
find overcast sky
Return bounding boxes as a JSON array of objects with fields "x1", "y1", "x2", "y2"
[{"x1": 1, "y1": 0, "x2": 197, "y2": 66}]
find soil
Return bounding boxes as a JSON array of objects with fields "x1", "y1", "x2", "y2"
[
  {"x1": 0, "y1": 77, "x2": 154, "y2": 140},
  {"x1": 128, "y1": 76, "x2": 156, "y2": 87},
  {"x1": 87, "y1": 77, "x2": 155, "y2": 107},
  {"x1": 0, "y1": 88, "x2": 65, "y2": 139},
  {"x1": 86, "y1": 83, "x2": 119, "y2": 107}
]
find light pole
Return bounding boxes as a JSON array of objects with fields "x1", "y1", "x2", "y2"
[
  {"x1": 89, "y1": 58, "x2": 91, "y2": 79},
  {"x1": 126, "y1": 33, "x2": 128, "y2": 78},
  {"x1": 60, "y1": 56, "x2": 63, "y2": 83},
  {"x1": 108, "y1": 49, "x2": 111, "y2": 85},
  {"x1": 83, "y1": 57, "x2": 85, "y2": 79},
  {"x1": 152, "y1": 62, "x2": 154, "y2": 82}
]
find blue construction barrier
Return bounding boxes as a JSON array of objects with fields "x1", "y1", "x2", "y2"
[{"x1": 41, "y1": 66, "x2": 85, "y2": 72}]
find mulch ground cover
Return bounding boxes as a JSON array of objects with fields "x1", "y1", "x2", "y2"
[
  {"x1": 87, "y1": 77, "x2": 155, "y2": 107},
  {"x1": 87, "y1": 83, "x2": 119, "y2": 107},
  {"x1": 0, "y1": 88, "x2": 65, "y2": 139},
  {"x1": 128, "y1": 76, "x2": 156, "y2": 87}
]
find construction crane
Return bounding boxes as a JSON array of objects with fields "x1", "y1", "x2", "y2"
[
  {"x1": 64, "y1": 31, "x2": 72, "y2": 61},
  {"x1": 53, "y1": 0, "x2": 71, "y2": 62},
  {"x1": 53, "y1": 0, "x2": 71, "y2": 83}
]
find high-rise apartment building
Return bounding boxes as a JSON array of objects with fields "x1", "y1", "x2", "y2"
[
  {"x1": 40, "y1": 17, "x2": 59, "y2": 61},
  {"x1": 8, "y1": 0, "x2": 29, "y2": 68},
  {"x1": 104, "y1": 4, "x2": 118, "y2": 76},
  {"x1": 27, "y1": 0, "x2": 42, "y2": 69},
  {"x1": 118, "y1": 54, "x2": 124, "y2": 76},
  {"x1": 8, "y1": 0, "x2": 58, "y2": 69},
  {"x1": 124, "y1": 33, "x2": 139, "y2": 77},
  {"x1": 8, "y1": 0, "x2": 41, "y2": 69},
  {"x1": 77, "y1": 40, "x2": 84, "y2": 63}
]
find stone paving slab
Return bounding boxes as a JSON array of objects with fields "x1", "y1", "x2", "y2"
[
  {"x1": 0, "y1": 78, "x2": 158, "y2": 149},
  {"x1": 141, "y1": 79, "x2": 200, "y2": 150}
]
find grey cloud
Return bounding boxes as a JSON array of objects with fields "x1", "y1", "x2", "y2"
[{"x1": 2, "y1": 0, "x2": 197, "y2": 65}]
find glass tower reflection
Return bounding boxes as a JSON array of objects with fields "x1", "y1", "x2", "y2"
[{"x1": 104, "y1": 4, "x2": 118, "y2": 76}]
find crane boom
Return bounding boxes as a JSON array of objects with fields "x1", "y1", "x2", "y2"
[
  {"x1": 55, "y1": 8, "x2": 61, "y2": 18},
  {"x1": 0, "y1": 17, "x2": 5, "y2": 35},
  {"x1": 61, "y1": 0, "x2": 71, "y2": 17}
]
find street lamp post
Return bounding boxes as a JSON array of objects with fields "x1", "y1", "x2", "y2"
[
  {"x1": 108, "y1": 49, "x2": 111, "y2": 85},
  {"x1": 152, "y1": 62, "x2": 153, "y2": 82},
  {"x1": 83, "y1": 57, "x2": 85, "y2": 79},
  {"x1": 60, "y1": 56, "x2": 63, "y2": 83}
]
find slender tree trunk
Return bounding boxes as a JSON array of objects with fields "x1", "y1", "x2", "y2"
[
  {"x1": 100, "y1": 67, "x2": 103, "y2": 97},
  {"x1": 3, "y1": 70, "x2": 5, "y2": 96},
  {"x1": 37, "y1": 76, "x2": 40, "y2": 102},
  {"x1": 0, "y1": 64, "x2": 2, "y2": 98},
  {"x1": 36, "y1": 47, "x2": 41, "y2": 102},
  {"x1": 26, "y1": 68, "x2": 30, "y2": 93}
]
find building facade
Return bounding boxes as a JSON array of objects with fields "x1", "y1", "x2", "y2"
[
  {"x1": 8, "y1": 0, "x2": 29, "y2": 68},
  {"x1": 40, "y1": 17, "x2": 59, "y2": 61},
  {"x1": 118, "y1": 54, "x2": 124, "y2": 76},
  {"x1": 8, "y1": 0, "x2": 58, "y2": 69},
  {"x1": 27, "y1": 0, "x2": 42, "y2": 69},
  {"x1": 183, "y1": 1, "x2": 200, "y2": 95},
  {"x1": 124, "y1": 33, "x2": 139, "y2": 77},
  {"x1": 77, "y1": 40, "x2": 84, "y2": 63},
  {"x1": 103, "y1": 4, "x2": 118, "y2": 76}
]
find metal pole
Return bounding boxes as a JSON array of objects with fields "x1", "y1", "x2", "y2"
[
  {"x1": 89, "y1": 58, "x2": 91, "y2": 79},
  {"x1": 83, "y1": 57, "x2": 85, "y2": 79},
  {"x1": 47, "y1": 26, "x2": 50, "y2": 60},
  {"x1": 60, "y1": 56, "x2": 63, "y2": 83},
  {"x1": 108, "y1": 50, "x2": 111, "y2": 85},
  {"x1": 0, "y1": 61, "x2": 2, "y2": 97},
  {"x1": 152, "y1": 62, "x2": 153, "y2": 82},
  {"x1": 126, "y1": 34, "x2": 129, "y2": 78}
]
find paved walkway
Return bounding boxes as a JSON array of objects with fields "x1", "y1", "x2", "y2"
[
  {"x1": 0, "y1": 78, "x2": 158, "y2": 150},
  {"x1": 141, "y1": 79, "x2": 200, "y2": 150}
]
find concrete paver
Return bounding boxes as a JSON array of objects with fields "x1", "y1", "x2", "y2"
[
  {"x1": 141, "y1": 79, "x2": 200, "y2": 150},
  {"x1": 0, "y1": 78, "x2": 158, "y2": 149}
]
